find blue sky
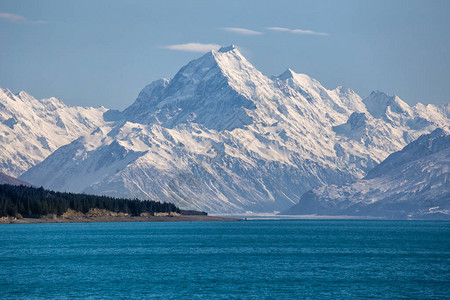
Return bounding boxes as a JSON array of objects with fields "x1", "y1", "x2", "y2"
[{"x1": 0, "y1": 0, "x2": 449, "y2": 109}]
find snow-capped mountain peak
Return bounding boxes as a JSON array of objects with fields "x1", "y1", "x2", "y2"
[
  {"x1": 276, "y1": 68, "x2": 296, "y2": 80},
  {"x1": 217, "y1": 44, "x2": 237, "y2": 53},
  {"x1": 363, "y1": 90, "x2": 412, "y2": 119},
  {"x1": 122, "y1": 45, "x2": 267, "y2": 130},
  {"x1": 9, "y1": 47, "x2": 449, "y2": 215}
]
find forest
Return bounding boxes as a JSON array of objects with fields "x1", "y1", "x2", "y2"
[{"x1": 0, "y1": 184, "x2": 180, "y2": 218}]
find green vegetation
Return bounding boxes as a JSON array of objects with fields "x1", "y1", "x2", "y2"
[{"x1": 0, "y1": 184, "x2": 180, "y2": 218}]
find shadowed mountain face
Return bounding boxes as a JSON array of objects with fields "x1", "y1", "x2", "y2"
[
  {"x1": 283, "y1": 129, "x2": 450, "y2": 220},
  {"x1": 0, "y1": 172, "x2": 32, "y2": 187},
  {"x1": 9, "y1": 46, "x2": 449, "y2": 214}
]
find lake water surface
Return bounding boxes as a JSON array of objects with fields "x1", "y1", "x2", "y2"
[{"x1": 1, "y1": 220, "x2": 449, "y2": 299}]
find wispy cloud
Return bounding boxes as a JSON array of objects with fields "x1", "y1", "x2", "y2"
[
  {"x1": 162, "y1": 43, "x2": 222, "y2": 53},
  {"x1": 267, "y1": 27, "x2": 327, "y2": 36},
  {"x1": 0, "y1": 12, "x2": 47, "y2": 24},
  {"x1": 220, "y1": 27, "x2": 263, "y2": 35}
]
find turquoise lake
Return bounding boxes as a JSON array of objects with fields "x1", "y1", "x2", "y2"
[{"x1": 1, "y1": 220, "x2": 449, "y2": 299}]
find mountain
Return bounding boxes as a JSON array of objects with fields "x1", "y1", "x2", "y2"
[
  {"x1": 283, "y1": 128, "x2": 450, "y2": 219},
  {"x1": 19, "y1": 46, "x2": 449, "y2": 213},
  {"x1": 0, "y1": 88, "x2": 108, "y2": 177},
  {"x1": 0, "y1": 171, "x2": 33, "y2": 186}
]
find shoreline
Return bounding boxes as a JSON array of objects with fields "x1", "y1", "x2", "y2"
[{"x1": 0, "y1": 215, "x2": 241, "y2": 224}]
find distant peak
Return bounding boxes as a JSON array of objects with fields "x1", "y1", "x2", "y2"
[
  {"x1": 334, "y1": 86, "x2": 351, "y2": 93},
  {"x1": 364, "y1": 90, "x2": 411, "y2": 119},
  {"x1": 366, "y1": 90, "x2": 393, "y2": 102},
  {"x1": 277, "y1": 68, "x2": 296, "y2": 80},
  {"x1": 15, "y1": 91, "x2": 36, "y2": 102},
  {"x1": 285, "y1": 68, "x2": 296, "y2": 75},
  {"x1": 276, "y1": 69, "x2": 321, "y2": 88},
  {"x1": 218, "y1": 45, "x2": 237, "y2": 53},
  {"x1": 0, "y1": 87, "x2": 15, "y2": 99},
  {"x1": 369, "y1": 90, "x2": 389, "y2": 97},
  {"x1": 17, "y1": 91, "x2": 32, "y2": 98},
  {"x1": 367, "y1": 91, "x2": 408, "y2": 106}
]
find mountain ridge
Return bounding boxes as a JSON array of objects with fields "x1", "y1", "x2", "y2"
[{"x1": 0, "y1": 87, "x2": 108, "y2": 177}]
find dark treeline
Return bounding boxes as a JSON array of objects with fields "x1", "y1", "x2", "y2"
[{"x1": 0, "y1": 184, "x2": 180, "y2": 218}]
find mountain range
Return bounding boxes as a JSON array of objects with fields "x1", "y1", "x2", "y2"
[
  {"x1": 283, "y1": 128, "x2": 449, "y2": 219},
  {"x1": 0, "y1": 88, "x2": 107, "y2": 177},
  {"x1": 2, "y1": 45, "x2": 448, "y2": 215}
]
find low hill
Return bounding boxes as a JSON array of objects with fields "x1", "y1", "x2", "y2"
[{"x1": 0, "y1": 172, "x2": 32, "y2": 186}]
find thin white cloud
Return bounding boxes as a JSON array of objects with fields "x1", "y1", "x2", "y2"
[
  {"x1": 0, "y1": 12, "x2": 47, "y2": 24},
  {"x1": 220, "y1": 27, "x2": 263, "y2": 35},
  {"x1": 0, "y1": 13, "x2": 26, "y2": 22},
  {"x1": 267, "y1": 27, "x2": 327, "y2": 36},
  {"x1": 267, "y1": 27, "x2": 291, "y2": 32},
  {"x1": 162, "y1": 43, "x2": 222, "y2": 53}
]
